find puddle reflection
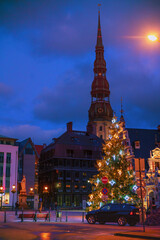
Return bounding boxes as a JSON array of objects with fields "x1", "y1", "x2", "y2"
[{"x1": 40, "y1": 232, "x2": 51, "y2": 240}]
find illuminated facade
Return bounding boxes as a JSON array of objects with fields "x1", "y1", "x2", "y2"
[{"x1": 0, "y1": 135, "x2": 18, "y2": 207}]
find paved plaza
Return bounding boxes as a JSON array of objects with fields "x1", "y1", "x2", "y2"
[{"x1": 0, "y1": 211, "x2": 160, "y2": 240}]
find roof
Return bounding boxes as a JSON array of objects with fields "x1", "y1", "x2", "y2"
[
  {"x1": 16, "y1": 137, "x2": 39, "y2": 157},
  {"x1": 35, "y1": 145, "x2": 44, "y2": 156},
  {"x1": 0, "y1": 134, "x2": 18, "y2": 141},
  {"x1": 43, "y1": 130, "x2": 103, "y2": 152},
  {"x1": 127, "y1": 128, "x2": 160, "y2": 161}
]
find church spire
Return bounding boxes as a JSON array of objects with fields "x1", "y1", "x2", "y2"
[
  {"x1": 96, "y1": 8, "x2": 103, "y2": 47},
  {"x1": 87, "y1": 6, "x2": 113, "y2": 139},
  {"x1": 120, "y1": 97, "x2": 125, "y2": 127}
]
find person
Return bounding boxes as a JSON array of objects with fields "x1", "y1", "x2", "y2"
[
  {"x1": 55, "y1": 201, "x2": 57, "y2": 211},
  {"x1": 15, "y1": 201, "x2": 19, "y2": 209},
  {"x1": 15, "y1": 201, "x2": 19, "y2": 216}
]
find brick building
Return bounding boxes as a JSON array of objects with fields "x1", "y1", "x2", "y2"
[{"x1": 39, "y1": 122, "x2": 102, "y2": 208}]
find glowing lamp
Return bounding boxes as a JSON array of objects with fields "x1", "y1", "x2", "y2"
[
  {"x1": 147, "y1": 35, "x2": 158, "y2": 42},
  {"x1": 11, "y1": 184, "x2": 16, "y2": 193}
]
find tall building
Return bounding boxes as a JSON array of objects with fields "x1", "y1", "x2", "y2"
[
  {"x1": 39, "y1": 122, "x2": 102, "y2": 208},
  {"x1": 87, "y1": 10, "x2": 113, "y2": 139},
  {"x1": 16, "y1": 138, "x2": 43, "y2": 209},
  {"x1": 0, "y1": 135, "x2": 18, "y2": 207}
]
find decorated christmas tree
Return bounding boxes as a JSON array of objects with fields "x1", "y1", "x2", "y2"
[{"x1": 87, "y1": 116, "x2": 138, "y2": 210}]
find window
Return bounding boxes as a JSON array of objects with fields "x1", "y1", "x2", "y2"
[
  {"x1": 134, "y1": 141, "x2": 140, "y2": 149},
  {"x1": 6, "y1": 153, "x2": 11, "y2": 163},
  {"x1": 84, "y1": 150, "x2": 92, "y2": 158},
  {"x1": 99, "y1": 126, "x2": 102, "y2": 131},
  {"x1": 101, "y1": 205, "x2": 111, "y2": 211},
  {"x1": 65, "y1": 195, "x2": 71, "y2": 206},
  {"x1": 59, "y1": 159, "x2": 64, "y2": 166},
  {"x1": 6, "y1": 167, "x2": 10, "y2": 177},
  {"x1": 25, "y1": 143, "x2": 34, "y2": 155},
  {"x1": 6, "y1": 141, "x2": 11, "y2": 145},
  {"x1": 155, "y1": 162, "x2": 160, "y2": 169},
  {"x1": 100, "y1": 135, "x2": 103, "y2": 139},
  {"x1": 0, "y1": 179, "x2": 2, "y2": 186},
  {"x1": 0, "y1": 153, "x2": 4, "y2": 163},
  {"x1": 5, "y1": 179, "x2": 10, "y2": 189},
  {"x1": 0, "y1": 140, "x2": 4, "y2": 144},
  {"x1": 73, "y1": 160, "x2": 79, "y2": 167},
  {"x1": 58, "y1": 171, "x2": 63, "y2": 179},
  {"x1": 66, "y1": 171, "x2": 71, "y2": 178},
  {"x1": 0, "y1": 166, "x2": 3, "y2": 177},
  {"x1": 83, "y1": 172, "x2": 87, "y2": 178},
  {"x1": 67, "y1": 149, "x2": 74, "y2": 157},
  {"x1": 75, "y1": 172, "x2": 79, "y2": 179}
]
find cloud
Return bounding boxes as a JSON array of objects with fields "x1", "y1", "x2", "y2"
[
  {"x1": 0, "y1": 124, "x2": 64, "y2": 145},
  {"x1": 0, "y1": 82, "x2": 13, "y2": 98},
  {"x1": 1, "y1": 0, "x2": 160, "y2": 56},
  {"x1": 34, "y1": 66, "x2": 91, "y2": 125}
]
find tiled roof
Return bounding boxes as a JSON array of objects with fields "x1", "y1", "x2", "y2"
[
  {"x1": 43, "y1": 130, "x2": 103, "y2": 151},
  {"x1": 35, "y1": 145, "x2": 44, "y2": 155}
]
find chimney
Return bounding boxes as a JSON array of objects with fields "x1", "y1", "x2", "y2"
[
  {"x1": 43, "y1": 143, "x2": 46, "y2": 149},
  {"x1": 67, "y1": 122, "x2": 72, "y2": 132}
]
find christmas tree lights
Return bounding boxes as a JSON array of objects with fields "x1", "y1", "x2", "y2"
[{"x1": 87, "y1": 116, "x2": 138, "y2": 210}]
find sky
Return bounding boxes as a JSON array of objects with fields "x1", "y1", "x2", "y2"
[{"x1": 0, "y1": 0, "x2": 160, "y2": 144}]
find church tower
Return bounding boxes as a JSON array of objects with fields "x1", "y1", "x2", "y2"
[{"x1": 87, "y1": 10, "x2": 113, "y2": 139}]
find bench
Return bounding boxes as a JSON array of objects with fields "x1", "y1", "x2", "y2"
[
  {"x1": 18, "y1": 213, "x2": 49, "y2": 222},
  {"x1": 18, "y1": 213, "x2": 35, "y2": 222},
  {"x1": 34, "y1": 213, "x2": 49, "y2": 222}
]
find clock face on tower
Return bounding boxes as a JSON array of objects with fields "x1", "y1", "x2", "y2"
[{"x1": 98, "y1": 108, "x2": 103, "y2": 113}]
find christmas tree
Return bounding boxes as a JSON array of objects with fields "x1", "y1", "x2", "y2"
[{"x1": 87, "y1": 116, "x2": 138, "y2": 210}]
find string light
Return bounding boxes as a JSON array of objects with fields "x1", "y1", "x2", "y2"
[
  {"x1": 124, "y1": 195, "x2": 129, "y2": 201},
  {"x1": 110, "y1": 180, "x2": 116, "y2": 186},
  {"x1": 99, "y1": 192, "x2": 103, "y2": 198},
  {"x1": 112, "y1": 118, "x2": 116, "y2": 123},
  {"x1": 90, "y1": 194, "x2": 93, "y2": 200},
  {"x1": 118, "y1": 169, "x2": 122, "y2": 176},
  {"x1": 96, "y1": 178, "x2": 100, "y2": 184},
  {"x1": 87, "y1": 201, "x2": 92, "y2": 206},
  {"x1": 133, "y1": 185, "x2": 138, "y2": 191},
  {"x1": 98, "y1": 161, "x2": 102, "y2": 168}
]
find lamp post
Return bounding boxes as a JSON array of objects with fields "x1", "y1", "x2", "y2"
[
  {"x1": 43, "y1": 186, "x2": 49, "y2": 210},
  {"x1": 11, "y1": 184, "x2": 16, "y2": 211},
  {"x1": 29, "y1": 187, "x2": 34, "y2": 209},
  {"x1": 0, "y1": 186, "x2": 4, "y2": 210}
]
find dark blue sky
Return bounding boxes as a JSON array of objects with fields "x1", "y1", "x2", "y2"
[{"x1": 0, "y1": 0, "x2": 160, "y2": 144}]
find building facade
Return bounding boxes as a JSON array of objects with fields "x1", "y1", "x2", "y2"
[
  {"x1": 16, "y1": 138, "x2": 43, "y2": 209},
  {"x1": 39, "y1": 122, "x2": 102, "y2": 208},
  {"x1": 0, "y1": 135, "x2": 18, "y2": 207},
  {"x1": 143, "y1": 147, "x2": 160, "y2": 209}
]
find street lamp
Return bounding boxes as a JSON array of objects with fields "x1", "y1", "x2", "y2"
[
  {"x1": 43, "y1": 186, "x2": 49, "y2": 210},
  {"x1": 147, "y1": 35, "x2": 160, "y2": 42},
  {"x1": 11, "y1": 184, "x2": 16, "y2": 211},
  {"x1": 0, "y1": 186, "x2": 4, "y2": 209},
  {"x1": 29, "y1": 187, "x2": 34, "y2": 209},
  {"x1": 29, "y1": 187, "x2": 34, "y2": 196}
]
